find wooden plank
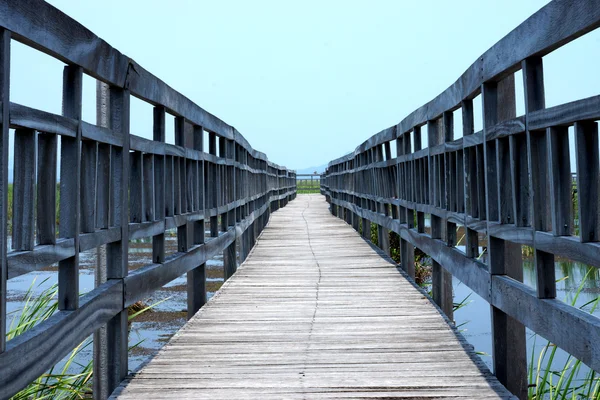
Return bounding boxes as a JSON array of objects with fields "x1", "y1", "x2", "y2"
[
  {"x1": 0, "y1": 280, "x2": 123, "y2": 399},
  {"x1": 153, "y1": 106, "x2": 166, "y2": 264},
  {"x1": 523, "y1": 57, "x2": 556, "y2": 300},
  {"x1": 143, "y1": 154, "x2": 154, "y2": 222},
  {"x1": 58, "y1": 65, "x2": 82, "y2": 311},
  {"x1": 12, "y1": 128, "x2": 36, "y2": 251},
  {"x1": 129, "y1": 151, "x2": 143, "y2": 223},
  {"x1": 483, "y1": 75, "x2": 527, "y2": 400},
  {"x1": 547, "y1": 126, "x2": 572, "y2": 236},
  {"x1": 113, "y1": 196, "x2": 513, "y2": 399},
  {"x1": 106, "y1": 86, "x2": 130, "y2": 394},
  {"x1": 0, "y1": 28, "x2": 8, "y2": 354},
  {"x1": 574, "y1": 120, "x2": 600, "y2": 243},
  {"x1": 80, "y1": 139, "x2": 96, "y2": 233},
  {"x1": 36, "y1": 135, "x2": 58, "y2": 243}
]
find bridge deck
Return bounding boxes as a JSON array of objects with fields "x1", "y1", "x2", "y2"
[{"x1": 113, "y1": 195, "x2": 514, "y2": 399}]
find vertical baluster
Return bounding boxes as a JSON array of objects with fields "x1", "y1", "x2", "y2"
[
  {"x1": 462, "y1": 99, "x2": 479, "y2": 258},
  {"x1": 188, "y1": 125, "x2": 206, "y2": 319},
  {"x1": 13, "y1": 128, "x2": 35, "y2": 251},
  {"x1": 153, "y1": 107, "x2": 166, "y2": 264},
  {"x1": 80, "y1": 140, "x2": 97, "y2": 233},
  {"x1": 224, "y1": 139, "x2": 237, "y2": 280},
  {"x1": 175, "y1": 117, "x2": 192, "y2": 253},
  {"x1": 59, "y1": 65, "x2": 82, "y2": 310},
  {"x1": 0, "y1": 29, "x2": 9, "y2": 354},
  {"x1": 209, "y1": 133, "x2": 219, "y2": 238}
]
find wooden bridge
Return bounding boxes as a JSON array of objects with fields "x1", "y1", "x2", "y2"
[
  {"x1": 1, "y1": 0, "x2": 600, "y2": 399},
  {"x1": 111, "y1": 195, "x2": 512, "y2": 399}
]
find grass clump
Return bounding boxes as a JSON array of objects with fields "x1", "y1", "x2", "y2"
[
  {"x1": 528, "y1": 269, "x2": 600, "y2": 399},
  {"x1": 7, "y1": 278, "x2": 162, "y2": 399}
]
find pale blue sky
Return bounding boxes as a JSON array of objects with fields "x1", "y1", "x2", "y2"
[{"x1": 8, "y1": 1, "x2": 600, "y2": 171}]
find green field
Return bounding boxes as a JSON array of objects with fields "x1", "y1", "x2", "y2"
[{"x1": 296, "y1": 179, "x2": 321, "y2": 194}]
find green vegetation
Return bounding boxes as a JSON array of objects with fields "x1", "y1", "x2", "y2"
[
  {"x1": 7, "y1": 183, "x2": 61, "y2": 237},
  {"x1": 527, "y1": 270, "x2": 600, "y2": 399},
  {"x1": 7, "y1": 279, "x2": 92, "y2": 399},
  {"x1": 296, "y1": 179, "x2": 321, "y2": 194},
  {"x1": 366, "y1": 220, "x2": 432, "y2": 287},
  {"x1": 7, "y1": 278, "x2": 161, "y2": 399}
]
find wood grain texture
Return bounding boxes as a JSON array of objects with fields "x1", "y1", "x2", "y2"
[{"x1": 113, "y1": 195, "x2": 514, "y2": 400}]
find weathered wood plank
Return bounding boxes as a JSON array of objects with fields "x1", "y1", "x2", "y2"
[
  {"x1": 0, "y1": 28, "x2": 8, "y2": 354},
  {"x1": 114, "y1": 195, "x2": 513, "y2": 399}
]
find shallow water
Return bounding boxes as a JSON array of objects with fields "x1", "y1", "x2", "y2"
[
  {"x1": 6, "y1": 234, "x2": 226, "y2": 374},
  {"x1": 454, "y1": 258, "x2": 600, "y2": 381}
]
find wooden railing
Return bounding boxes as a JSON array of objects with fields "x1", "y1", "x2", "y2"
[
  {"x1": 321, "y1": 0, "x2": 600, "y2": 398},
  {"x1": 0, "y1": 1, "x2": 296, "y2": 398}
]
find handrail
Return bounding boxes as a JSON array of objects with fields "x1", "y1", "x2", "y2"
[
  {"x1": 0, "y1": 0, "x2": 296, "y2": 398},
  {"x1": 322, "y1": 0, "x2": 600, "y2": 398}
]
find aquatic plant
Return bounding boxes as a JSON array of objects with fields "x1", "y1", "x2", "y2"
[
  {"x1": 7, "y1": 278, "x2": 164, "y2": 399},
  {"x1": 528, "y1": 269, "x2": 600, "y2": 399}
]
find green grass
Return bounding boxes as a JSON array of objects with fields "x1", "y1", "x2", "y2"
[
  {"x1": 7, "y1": 278, "x2": 163, "y2": 399},
  {"x1": 7, "y1": 183, "x2": 61, "y2": 237},
  {"x1": 296, "y1": 179, "x2": 321, "y2": 194},
  {"x1": 527, "y1": 269, "x2": 600, "y2": 399}
]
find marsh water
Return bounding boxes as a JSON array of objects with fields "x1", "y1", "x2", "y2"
[
  {"x1": 6, "y1": 233, "x2": 225, "y2": 373},
  {"x1": 453, "y1": 257, "x2": 600, "y2": 376}
]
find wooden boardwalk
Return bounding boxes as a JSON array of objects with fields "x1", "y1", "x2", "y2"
[{"x1": 113, "y1": 195, "x2": 514, "y2": 399}]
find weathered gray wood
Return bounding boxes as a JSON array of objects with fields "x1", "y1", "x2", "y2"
[
  {"x1": 106, "y1": 86, "x2": 130, "y2": 395},
  {"x1": 96, "y1": 144, "x2": 110, "y2": 229},
  {"x1": 574, "y1": 121, "x2": 599, "y2": 243},
  {"x1": 0, "y1": 28, "x2": 8, "y2": 354},
  {"x1": 12, "y1": 128, "x2": 36, "y2": 251},
  {"x1": 209, "y1": 133, "x2": 219, "y2": 238},
  {"x1": 94, "y1": 81, "x2": 111, "y2": 400},
  {"x1": 80, "y1": 139, "x2": 97, "y2": 233},
  {"x1": 0, "y1": 280, "x2": 123, "y2": 399},
  {"x1": 130, "y1": 151, "x2": 143, "y2": 223},
  {"x1": 143, "y1": 154, "x2": 154, "y2": 222},
  {"x1": 153, "y1": 106, "x2": 166, "y2": 264},
  {"x1": 37, "y1": 133, "x2": 58, "y2": 243},
  {"x1": 59, "y1": 65, "x2": 82, "y2": 311},
  {"x1": 113, "y1": 196, "x2": 513, "y2": 400},
  {"x1": 547, "y1": 126, "x2": 571, "y2": 237},
  {"x1": 491, "y1": 275, "x2": 600, "y2": 374}
]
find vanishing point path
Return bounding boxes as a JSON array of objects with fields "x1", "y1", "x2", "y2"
[{"x1": 113, "y1": 195, "x2": 514, "y2": 399}]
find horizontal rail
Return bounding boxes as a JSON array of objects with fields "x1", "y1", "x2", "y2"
[
  {"x1": 0, "y1": 0, "x2": 297, "y2": 398},
  {"x1": 322, "y1": 0, "x2": 600, "y2": 399}
]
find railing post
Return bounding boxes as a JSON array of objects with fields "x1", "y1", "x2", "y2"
[
  {"x1": 104, "y1": 85, "x2": 130, "y2": 396},
  {"x1": 483, "y1": 76, "x2": 527, "y2": 400},
  {"x1": 523, "y1": 57, "x2": 556, "y2": 300},
  {"x1": 0, "y1": 28, "x2": 9, "y2": 355},
  {"x1": 59, "y1": 65, "x2": 83, "y2": 310},
  {"x1": 93, "y1": 81, "x2": 109, "y2": 400},
  {"x1": 208, "y1": 133, "x2": 219, "y2": 238}
]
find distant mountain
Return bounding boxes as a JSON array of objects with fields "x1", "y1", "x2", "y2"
[{"x1": 296, "y1": 164, "x2": 328, "y2": 175}]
